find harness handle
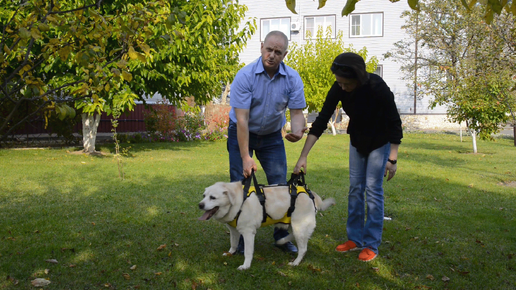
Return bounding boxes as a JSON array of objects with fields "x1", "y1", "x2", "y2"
[
  {"x1": 288, "y1": 170, "x2": 306, "y2": 187},
  {"x1": 243, "y1": 170, "x2": 263, "y2": 196}
]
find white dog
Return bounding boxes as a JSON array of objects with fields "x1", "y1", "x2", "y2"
[{"x1": 198, "y1": 181, "x2": 335, "y2": 270}]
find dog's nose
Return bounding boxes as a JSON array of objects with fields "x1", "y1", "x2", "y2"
[{"x1": 199, "y1": 203, "x2": 204, "y2": 210}]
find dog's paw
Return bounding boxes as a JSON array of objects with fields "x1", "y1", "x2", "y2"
[
  {"x1": 237, "y1": 265, "x2": 249, "y2": 270},
  {"x1": 288, "y1": 261, "x2": 300, "y2": 266}
]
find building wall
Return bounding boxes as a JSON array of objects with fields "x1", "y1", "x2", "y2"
[{"x1": 237, "y1": 0, "x2": 446, "y2": 114}]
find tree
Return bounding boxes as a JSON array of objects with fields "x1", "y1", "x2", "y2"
[
  {"x1": 284, "y1": 27, "x2": 378, "y2": 135},
  {"x1": 0, "y1": 0, "x2": 254, "y2": 151},
  {"x1": 285, "y1": 0, "x2": 516, "y2": 23},
  {"x1": 385, "y1": 0, "x2": 516, "y2": 152}
]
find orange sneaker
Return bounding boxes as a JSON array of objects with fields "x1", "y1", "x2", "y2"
[
  {"x1": 358, "y1": 248, "x2": 377, "y2": 262},
  {"x1": 335, "y1": 241, "x2": 361, "y2": 252}
]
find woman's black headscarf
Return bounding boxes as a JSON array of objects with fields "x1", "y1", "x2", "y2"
[{"x1": 330, "y1": 52, "x2": 370, "y2": 86}]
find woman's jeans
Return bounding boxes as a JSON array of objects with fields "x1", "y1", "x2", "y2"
[
  {"x1": 227, "y1": 120, "x2": 289, "y2": 240},
  {"x1": 347, "y1": 142, "x2": 390, "y2": 253}
]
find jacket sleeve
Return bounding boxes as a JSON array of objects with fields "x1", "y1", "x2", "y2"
[
  {"x1": 308, "y1": 83, "x2": 341, "y2": 138},
  {"x1": 378, "y1": 81, "x2": 403, "y2": 144}
]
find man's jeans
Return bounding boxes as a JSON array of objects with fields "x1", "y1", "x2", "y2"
[
  {"x1": 227, "y1": 120, "x2": 289, "y2": 240},
  {"x1": 347, "y1": 142, "x2": 390, "y2": 253}
]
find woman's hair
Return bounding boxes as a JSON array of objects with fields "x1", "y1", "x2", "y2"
[{"x1": 330, "y1": 52, "x2": 370, "y2": 85}]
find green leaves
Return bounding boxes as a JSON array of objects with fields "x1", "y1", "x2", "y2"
[
  {"x1": 285, "y1": 27, "x2": 377, "y2": 113},
  {"x1": 286, "y1": 0, "x2": 297, "y2": 14},
  {"x1": 293, "y1": 0, "x2": 516, "y2": 23},
  {"x1": 342, "y1": 0, "x2": 358, "y2": 16}
]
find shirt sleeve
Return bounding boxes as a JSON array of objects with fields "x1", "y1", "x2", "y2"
[
  {"x1": 229, "y1": 70, "x2": 253, "y2": 110},
  {"x1": 287, "y1": 72, "x2": 306, "y2": 110}
]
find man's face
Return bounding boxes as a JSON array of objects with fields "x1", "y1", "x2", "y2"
[{"x1": 261, "y1": 35, "x2": 287, "y2": 73}]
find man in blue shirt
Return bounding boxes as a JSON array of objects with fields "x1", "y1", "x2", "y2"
[{"x1": 228, "y1": 31, "x2": 307, "y2": 254}]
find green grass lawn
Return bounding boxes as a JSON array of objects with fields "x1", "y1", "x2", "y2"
[{"x1": 1, "y1": 133, "x2": 515, "y2": 289}]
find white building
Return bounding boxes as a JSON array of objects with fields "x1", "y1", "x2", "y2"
[{"x1": 237, "y1": 0, "x2": 445, "y2": 114}]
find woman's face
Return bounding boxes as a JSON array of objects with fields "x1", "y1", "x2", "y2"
[{"x1": 335, "y1": 75, "x2": 358, "y2": 92}]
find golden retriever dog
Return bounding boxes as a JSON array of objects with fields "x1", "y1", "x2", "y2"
[{"x1": 198, "y1": 181, "x2": 335, "y2": 270}]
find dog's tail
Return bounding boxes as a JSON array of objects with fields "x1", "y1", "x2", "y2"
[{"x1": 312, "y1": 191, "x2": 336, "y2": 212}]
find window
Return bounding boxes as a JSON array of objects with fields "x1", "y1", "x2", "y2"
[
  {"x1": 304, "y1": 15, "x2": 336, "y2": 38},
  {"x1": 261, "y1": 18, "x2": 291, "y2": 41},
  {"x1": 350, "y1": 13, "x2": 383, "y2": 37},
  {"x1": 374, "y1": 65, "x2": 383, "y2": 77}
]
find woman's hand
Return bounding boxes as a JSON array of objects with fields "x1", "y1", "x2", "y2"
[
  {"x1": 384, "y1": 162, "x2": 397, "y2": 181},
  {"x1": 294, "y1": 156, "x2": 307, "y2": 174}
]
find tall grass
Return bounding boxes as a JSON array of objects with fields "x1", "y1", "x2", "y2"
[{"x1": 0, "y1": 133, "x2": 515, "y2": 289}]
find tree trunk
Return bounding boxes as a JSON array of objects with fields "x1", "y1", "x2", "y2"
[
  {"x1": 221, "y1": 81, "x2": 230, "y2": 105},
  {"x1": 329, "y1": 120, "x2": 337, "y2": 136},
  {"x1": 513, "y1": 125, "x2": 516, "y2": 147},
  {"x1": 471, "y1": 130, "x2": 477, "y2": 153},
  {"x1": 82, "y1": 113, "x2": 101, "y2": 153}
]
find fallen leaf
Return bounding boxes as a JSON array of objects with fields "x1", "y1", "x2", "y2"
[
  {"x1": 6, "y1": 276, "x2": 19, "y2": 285},
  {"x1": 155, "y1": 272, "x2": 162, "y2": 275},
  {"x1": 278, "y1": 271, "x2": 287, "y2": 277},
  {"x1": 426, "y1": 274, "x2": 434, "y2": 280},
  {"x1": 130, "y1": 265, "x2": 137, "y2": 270},
  {"x1": 45, "y1": 259, "x2": 58, "y2": 264},
  {"x1": 44, "y1": 269, "x2": 50, "y2": 274},
  {"x1": 31, "y1": 278, "x2": 51, "y2": 287},
  {"x1": 69, "y1": 264, "x2": 76, "y2": 268},
  {"x1": 123, "y1": 273, "x2": 131, "y2": 280},
  {"x1": 372, "y1": 267, "x2": 379, "y2": 272},
  {"x1": 442, "y1": 276, "x2": 450, "y2": 282},
  {"x1": 307, "y1": 264, "x2": 321, "y2": 273},
  {"x1": 157, "y1": 244, "x2": 166, "y2": 251}
]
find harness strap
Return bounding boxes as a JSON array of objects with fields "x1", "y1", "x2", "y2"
[
  {"x1": 242, "y1": 171, "x2": 267, "y2": 223},
  {"x1": 287, "y1": 171, "x2": 316, "y2": 217},
  {"x1": 229, "y1": 171, "x2": 317, "y2": 228}
]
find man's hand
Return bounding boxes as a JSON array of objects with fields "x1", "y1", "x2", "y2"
[
  {"x1": 285, "y1": 127, "x2": 308, "y2": 142},
  {"x1": 242, "y1": 155, "x2": 257, "y2": 177}
]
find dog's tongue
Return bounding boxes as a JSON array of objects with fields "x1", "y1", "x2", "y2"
[{"x1": 198, "y1": 207, "x2": 219, "y2": 221}]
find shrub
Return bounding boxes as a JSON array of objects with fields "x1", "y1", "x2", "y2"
[{"x1": 143, "y1": 99, "x2": 177, "y2": 142}]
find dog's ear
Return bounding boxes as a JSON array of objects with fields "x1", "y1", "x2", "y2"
[{"x1": 224, "y1": 182, "x2": 241, "y2": 205}]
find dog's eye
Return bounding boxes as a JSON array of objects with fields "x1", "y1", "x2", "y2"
[{"x1": 209, "y1": 196, "x2": 216, "y2": 200}]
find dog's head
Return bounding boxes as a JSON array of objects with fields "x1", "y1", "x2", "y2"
[{"x1": 198, "y1": 182, "x2": 241, "y2": 221}]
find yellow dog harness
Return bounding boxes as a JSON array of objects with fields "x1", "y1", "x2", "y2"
[{"x1": 227, "y1": 185, "x2": 311, "y2": 228}]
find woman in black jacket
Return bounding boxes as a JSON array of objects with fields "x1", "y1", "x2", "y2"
[{"x1": 294, "y1": 52, "x2": 403, "y2": 262}]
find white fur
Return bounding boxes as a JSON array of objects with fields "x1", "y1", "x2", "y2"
[{"x1": 198, "y1": 181, "x2": 335, "y2": 270}]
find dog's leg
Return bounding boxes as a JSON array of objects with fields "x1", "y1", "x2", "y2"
[
  {"x1": 289, "y1": 196, "x2": 316, "y2": 266},
  {"x1": 225, "y1": 225, "x2": 240, "y2": 255},
  {"x1": 238, "y1": 230, "x2": 256, "y2": 270}
]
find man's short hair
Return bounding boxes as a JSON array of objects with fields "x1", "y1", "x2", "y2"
[{"x1": 264, "y1": 31, "x2": 289, "y2": 51}]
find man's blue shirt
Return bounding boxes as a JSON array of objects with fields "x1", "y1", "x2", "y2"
[{"x1": 229, "y1": 57, "x2": 306, "y2": 135}]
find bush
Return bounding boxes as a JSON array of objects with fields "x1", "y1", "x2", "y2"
[
  {"x1": 143, "y1": 99, "x2": 178, "y2": 142},
  {"x1": 143, "y1": 99, "x2": 230, "y2": 143}
]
